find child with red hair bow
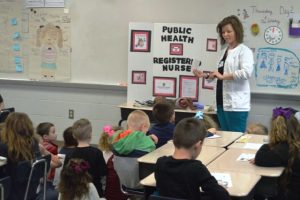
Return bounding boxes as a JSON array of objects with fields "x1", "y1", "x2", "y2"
[
  {"x1": 58, "y1": 158, "x2": 102, "y2": 199},
  {"x1": 98, "y1": 125, "x2": 128, "y2": 200}
]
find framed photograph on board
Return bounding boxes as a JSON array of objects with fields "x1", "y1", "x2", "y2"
[
  {"x1": 130, "y1": 30, "x2": 151, "y2": 52},
  {"x1": 179, "y1": 75, "x2": 199, "y2": 101},
  {"x1": 170, "y1": 43, "x2": 183, "y2": 55},
  {"x1": 132, "y1": 70, "x2": 146, "y2": 84},
  {"x1": 202, "y1": 71, "x2": 214, "y2": 90},
  {"x1": 153, "y1": 77, "x2": 176, "y2": 97},
  {"x1": 206, "y1": 38, "x2": 217, "y2": 52}
]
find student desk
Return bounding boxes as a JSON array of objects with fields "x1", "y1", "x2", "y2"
[
  {"x1": 140, "y1": 170, "x2": 261, "y2": 198},
  {"x1": 118, "y1": 102, "x2": 217, "y2": 126},
  {"x1": 207, "y1": 148, "x2": 284, "y2": 177},
  {"x1": 167, "y1": 131, "x2": 242, "y2": 148},
  {"x1": 138, "y1": 142, "x2": 226, "y2": 179},
  {"x1": 203, "y1": 131, "x2": 243, "y2": 148},
  {"x1": 228, "y1": 134, "x2": 268, "y2": 150}
]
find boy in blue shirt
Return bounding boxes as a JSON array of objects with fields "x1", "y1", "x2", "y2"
[{"x1": 148, "y1": 101, "x2": 175, "y2": 148}]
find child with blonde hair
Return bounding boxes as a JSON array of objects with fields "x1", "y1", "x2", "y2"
[
  {"x1": 112, "y1": 110, "x2": 156, "y2": 190},
  {"x1": 99, "y1": 125, "x2": 121, "y2": 162},
  {"x1": 246, "y1": 123, "x2": 268, "y2": 135},
  {"x1": 113, "y1": 110, "x2": 155, "y2": 157},
  {"x1": 254, "y1": 107, "x2": 300, "y2": 200},
  {"x1": 194, "y1": 111, "x2": 219, "y2": 137},
  {"x1": 58, "y1": 158, "x2": 101, "y2": 200}
]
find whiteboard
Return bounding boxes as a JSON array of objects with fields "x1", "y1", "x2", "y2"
[
  {"x1": 237, "y1": 2, "x2": 300, "y2": 95},
  {"x1": 0, "y1": 0, "x2": 299, "y2": 93}
]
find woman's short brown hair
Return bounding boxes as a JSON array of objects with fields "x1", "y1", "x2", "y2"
[{"x1": 217, "y1": 15, "x2": 244, "y2": 45}]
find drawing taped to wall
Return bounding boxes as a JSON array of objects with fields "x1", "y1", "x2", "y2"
[
  {"x1": 255, "y1": 47, "x2": 300, "y2": 89},
  {"x1": 234, "y1": 3, "x2": 300, "y2": 95},
  {"x1": 36, "y1": 23, "x2": 63, "y2": 78},
  {"x1": 29, "y1": 8, "x2": 71, "y2": 80}
]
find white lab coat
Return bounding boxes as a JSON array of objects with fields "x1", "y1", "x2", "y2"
[{"x1": 218, "y1": 43, "x2": 254, "y2": 111}]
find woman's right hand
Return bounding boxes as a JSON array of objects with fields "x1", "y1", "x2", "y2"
[{"x1": 192, "y1": 68, "x2": 205, "y2": 78}]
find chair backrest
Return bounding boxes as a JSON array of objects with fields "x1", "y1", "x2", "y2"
[
  {"x1": 113, "y1": 155, "x2": 140, "y2": 189},
  {"x1": 24, "y1": 155, "x2": 51, "y2": 200},
  {"x1": 0, "y1": 107, "x2": 15, "y2": 123},
  {"x1": 11, "y1": 154, "x2": 51, "y2": 200},
  {"x1": 52, "y1": 153, "x2": 66, "y2": 187},
  {"x1": 0, "y1": 176, "x2": 11, "y2": 200}
]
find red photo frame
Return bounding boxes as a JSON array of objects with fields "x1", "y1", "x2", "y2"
[
  {"x1": 206, "y1": 38, "x2": 217, "y2": 52},
  {"x1": 132, "y1": 71, "x2": 146, "y2": 84},
  {"x1": 153, "y1": 77, "x2": 176, "y2": 97},
  {"x1": 130, "y1": 30, "x2": 151, "y2": 52},
  {"x1": 179, "y1": 75, "x2": 199, "y2": 101}
]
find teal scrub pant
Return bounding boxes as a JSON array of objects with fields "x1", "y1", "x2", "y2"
[{"x1": 217, "y1": 105, "x2": 248, "y2": 133}]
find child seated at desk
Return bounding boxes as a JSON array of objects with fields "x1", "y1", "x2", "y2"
[
  {"x1": 194, "y1": 111, "x2": 218, "y2": 137},
  {"x1": 112, "y1": 110, "x2": 156, "y2": 190},
  {"x1": 246, "y1": 123, "x2": 268, "y2": 135},
  {"x1": 148, "y1": 101, "x2": 175, "y2": 148},
  {"x1": 59, "y1": 126, "x2": 78, "y2": 157},
  {"x1": 154, "y1": 118, "x2": 230, "y2": 200},
  {"x1": 253, "y1": 107, "x2": 300, "y2": 200},
  {"x1": 64, "y1": 118, "x2": 107, "y2": 198},
  {"x1": 37, "y1": 122, "x2": 59, "y2": 182},
  {"x1": 112, "y1": 110, "x2": 155, "y2": 157},
  {"x1": 99, "y1": 125, "x2": 128, "y2": 200},
  {"x1": 0, "y1": 112, "x2": 51, "y2": 199}
]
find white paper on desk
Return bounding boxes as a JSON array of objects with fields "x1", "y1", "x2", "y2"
[
  {"x1": 243, "y1": 143, "x2": 263, "y2": 150},
  {"x1": 206, "y1": 134, "x2": 221, "y2": 139},
  {"x1": 0, "y1": 156, "x2": 7, "y2": 161},
  {"x1": 211, "y1": 172, "x2": 232, "y2": 188},
  {"x1": 236, "y1": 135, "x2": 251, "y2": 143},
  {"x1": 236, "y1": 153, "x2": 255, "y2": 161}
]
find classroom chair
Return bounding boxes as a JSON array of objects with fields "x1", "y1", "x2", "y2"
[
  {"x1": 113, "y1": 155, "x2": 144, "y2": 197},
  {"x1": 52, "y1": 154, "x2": 66, "y2": 187},
  {"x1": 12, "y1": 154, "x2": 51, "y2": 200},
  {"x1": 0, "y1": 176, "x2": 11, "y2": 200},
  {"x1": 0, "y1": 107, "x2": 14, "y2": 123}
]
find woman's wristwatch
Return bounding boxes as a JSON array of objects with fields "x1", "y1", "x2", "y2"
[{"x1": 205, "y1": 72, "x2": 210, "y2": 79}]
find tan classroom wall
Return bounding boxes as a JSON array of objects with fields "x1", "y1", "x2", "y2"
[
  {"x1": 0, "y1": 82, "x2": 126, "y2": 144},
  {"x1": 1, "y1": 83, "x2": 300, "y2": 144}
]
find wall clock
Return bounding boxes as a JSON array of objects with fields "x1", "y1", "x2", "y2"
[{"x1": 264, "y1": 26, "x2": 283, "y2": 45}]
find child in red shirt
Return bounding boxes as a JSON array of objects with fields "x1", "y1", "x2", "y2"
[{"x1": 37, "y1": 122, "x2": 58, "y2": 181}]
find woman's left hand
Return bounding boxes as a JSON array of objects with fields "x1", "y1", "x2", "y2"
[{"x1": 210, "y1": 70, "x2": 224, "y2": 80}]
